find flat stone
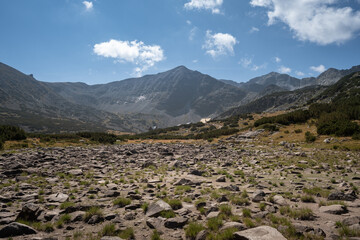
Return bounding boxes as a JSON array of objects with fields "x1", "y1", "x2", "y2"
[
  {"x1": 234, "y1": 225, "x2": 287, "y2": 240},
  {"x1": 48, "y1": 193, "x2": 69, "y2": 203},
  {"x1": 164, "y1": 216, "x2": 188, "y2": 228}
]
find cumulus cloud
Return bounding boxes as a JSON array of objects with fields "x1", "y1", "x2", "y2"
[
  {"x1": 279, "y1": 65, "x2": 291, "y2": 74},
  {"x1": 250, "y1": 0, "x2": 360, "y2": 45},
  {"x1": 93, "y1": 39, "x2": 164, "y2": 76},
  {"x1": 83, "y1": 1, "x2": 93, "y2": 11},
  {"x1": 184, "y1": 0, "x2": 223, "y2": 14},
  {"x1": 295, "y1": 71, "x2": 305, "y2": 77},
  {"x1": 310, "y1": 64, "x2": 326, "y2": 73},
  {"x1": 203, "y1": 30, "x2": 237, "y2": 58},
  {"x1": 275, "y1": 57, "x2": 281, "y2": 63}
]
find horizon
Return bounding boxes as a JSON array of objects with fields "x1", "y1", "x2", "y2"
[{"x1": 1, "y1": 0, "x2": 360, "y2": 84}]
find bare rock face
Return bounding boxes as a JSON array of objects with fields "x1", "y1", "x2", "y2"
[
  {"x1": 273, "y1": 195, "x2": 288, "y2": 206},
  {"x1": 146, "y1": 200, "x2": 172, "y2": 217},
  {"x1": 234, "y1": 226, "x2": 287, "y2": 240},
  {"x1": 0, "y1": 222, "x2": 37, "y2": 238}
]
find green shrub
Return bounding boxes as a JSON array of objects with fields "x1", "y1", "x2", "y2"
[{"x1": 305, "y1": 131, "x2": 316, "y2": 143}]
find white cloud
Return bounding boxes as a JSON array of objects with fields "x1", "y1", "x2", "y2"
[
  {"x1": 295, "y1": 71, "x2": 305, "y2": 77},
  {"x1": 250, "y1": 0, "x2": 271, "y2": 7},
  {"x1": 310, "y1": 64, "x2": 326, "y2": 73},
  {"x1": 275, "y1": 57, "x2": 281, "y2": 63},
  {"x1": 279, "y1": 65, "x2": 291, "y2": 74},
  {"x1": 193, "y1": 59, "x2": 199, "y2": 63},
  {"x1": 189, "y1": 27, "x2": 198, "y2": 41},
  {"x1": 250, "y1": 0, "x2": 360, "y2": 45},
  {"x1": 186, "y1": 20, "x2": 192, "y2": 25},
  {"x1": 83, "y1": 1, "x2": 93, "y2": 11},
  {"x1": 239, "y1": 57, "x2": 266, "y2": 71},
  {"x1": 184, "y1": 0, "x2": 223, "y2": 14},
  {"x1": 203, "y1": 30, "x2": 237, "y2": 58},
  {"x1": 93, "y1": 39, "x2": 165, "y2": 77},
  {"x1": 250, "y1": 27, "x2": 260, "y2": 33}
]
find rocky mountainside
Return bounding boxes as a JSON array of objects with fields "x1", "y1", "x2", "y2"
[
  {"x1": 217, "y1": 86, "x2": 327, "y2": 119},
  {"x1": 45, "y1": 66, "x2": 247, "y2": 125},
  {"x1": 316, "y1": 65, "x2": 360, "y2": 85},
  {"x1": 0, "y1": 63, "x2": 164, "y2": 133}
]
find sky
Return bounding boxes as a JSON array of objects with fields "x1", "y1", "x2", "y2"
[{"x1": 1, "y1": 0, "x2": 360, "y2": 84}]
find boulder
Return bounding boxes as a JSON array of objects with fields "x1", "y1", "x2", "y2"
[
  {"x1": 0, "y1": 222, "x2": 37, "y2": 238},
  {"x1": 273, "y1": 195, "x2": 288, "y2": 206},
  {"x1": 16, "y1": 203, "x2": 43, "y2": 222},
  {"x1": 234, "y1": 226, "x2": 287, "y2": 240},
  {"x1": 216, "y1": 176, "x2": 226, "y2": 182},
  {"x1": 319, "y1": 205, "x2": 348, "y2": 215},
  {"x1": 252, "y1": 190, "x2": 265, "y2": 202},
  {"x1": 146, "y1": 200, "x2": 172, "y2": 217}
]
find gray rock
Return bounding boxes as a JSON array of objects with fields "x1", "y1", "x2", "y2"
[
  {"x1": 68, "y1": 169, "x2": 83, "y2": 176},
  {"x1": 0, "y1": 222, "x2": 37, "y2": 238},
  {"x1": 234, "y1": 225, "x2": 287, "y2": 240},
  {"x1": 48, "y1": 193, "x2": 69, "y2": 203},
  {"x1": 216, "y1": 176, "x2": 226, "y2": 182},
  {"x1": 164, "y1": 216, "x2": 188, "y2": 228},
  {"x1": 16, "y1": 203, "x2": 43, "y2": 222},
  {"x1": 146, "y1": 200, "x2": 172, "y2": 217},
  {"x1": 342, "y1": 216, "x2": 360, "y2": 226},
  {"x1": 273, "y1": 195, "x2": 288, "y2": 206},
  {"x1": 252, "y1": 190, "x2": 265, "y2": 202},
  {"x1": 220, "y1": 222, "x2": 246, "y2": 231},
  {"x1": 319, "y1": 205, "x2": 348, "y2": 215}
]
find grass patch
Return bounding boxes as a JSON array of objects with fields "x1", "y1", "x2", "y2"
[
  {"x1": 60, "y1": 201, "x2": 75, "y2": 209},
  {"x1": 279, "y1": 206, "x2": 314, "y2": 220},
  {"x1": 113, "y1": 197, "x2": 131, "y2": 207},
  {"x1": 300, "y1": 195, "x2": 316, "y2": 203},
  {"x1": 84, "y1": 206, "x2": 103, "y2": 222},
  {"x1": 166, "y1": 199, "x2": 183, "y2": 210},
  {"x1": 159, "y1": 210, "x2": 176, "y2": 219},
  {"x1": 185, "y1": 222, "x2": 205, "y2": 240},
  {"x1": 303, "y1": 187, "x2": 330, "y2": 198},
  {"x1": 207, "y1": 217, "x2": 223, "y2": 231}
]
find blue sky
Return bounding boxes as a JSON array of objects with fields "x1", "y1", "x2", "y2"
[{"x1": 1, "y1": 0, "x2": 360, "y2": 84}]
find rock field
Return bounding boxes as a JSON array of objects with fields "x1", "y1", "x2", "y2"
[{"x1": 0, "y1": 134, "x2": 359, "y2": 239}]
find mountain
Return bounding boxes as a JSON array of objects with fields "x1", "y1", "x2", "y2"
[
  {"x1": 316, "y1": 65, "x2": 360, "y2": 85},
  {"x1": 0, "y1": 63, "x2": 164, "y2": 133},
  {"x1": 238, "y1": 72, "x2": 316, "y2": 92},
  {"x1": 217, "y1": 86, "x2": 326, "y2": 119},
  {"x1": 45, "y1": 66, "x2": 247, "y2": 125}
]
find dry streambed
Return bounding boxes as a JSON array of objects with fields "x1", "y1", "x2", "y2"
[{"x1": 0, "y1": 134, "x2": 359, "y2": 240}]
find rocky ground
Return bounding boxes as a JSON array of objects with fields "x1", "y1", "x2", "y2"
[{"x1": 0, "y1": 132, "x2": 359, "y2": 240}]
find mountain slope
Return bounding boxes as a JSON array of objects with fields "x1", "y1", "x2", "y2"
[
  {"x1": 45, "y1": 66, "x2": 247, "y2": 124},
  {"x1": 316, "y1": 65, "x2": 360, "y2": 85},
  {"x1": 217, "y1": 86, "x2": 326, "y2": 119},
  {"x1": 0, "y1": 63, "x2": 163, "y2": 133}
]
